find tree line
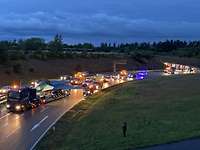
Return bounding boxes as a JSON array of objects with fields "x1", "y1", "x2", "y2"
[
  {"x1": 0, "y1": 35, "x2": 200, "y2": 52},
  {"x1": 1, "y1": 34, "x2": 200, "y2": 61}
]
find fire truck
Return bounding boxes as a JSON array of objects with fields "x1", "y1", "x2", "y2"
[
  {"x1": 164, "y1": 63, "x2": 175, "y2": 74},
  {"x1": 119, "y1": 70, "x2": 128, "y2": 80},
  {"x1": 71, "y1": 72, "x2": 87, "y2": 85}
]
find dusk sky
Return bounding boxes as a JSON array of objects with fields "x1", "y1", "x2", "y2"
[{"x1": 0, "y1": 0, "x2": 200, "y2": 43}]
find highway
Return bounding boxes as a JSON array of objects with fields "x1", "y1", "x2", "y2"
[
  {"x1": 0, "y1": 89, "x2": 83, "y2": 150},
  {"x1": 0, "y1": 70, "x2": 174, "y2": 150},
  {"x1": 0, "y1": 77, "x2": 124, "y2": 150}
]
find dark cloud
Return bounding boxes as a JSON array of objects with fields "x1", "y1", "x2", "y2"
[{"x1": 0, "y1": 11, "x2": 200, "y2": 43}]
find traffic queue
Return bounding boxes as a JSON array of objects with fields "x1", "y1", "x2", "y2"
[
  {"x1": 1, "y1": 70, "x2": 148, "y2": 113},
  {"x1": 164, "y1": 62, "x2": 199, "y2": 75}
]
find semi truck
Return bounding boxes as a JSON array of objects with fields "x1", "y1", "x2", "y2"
[
  {"x1": 39, "y1": 89, "x2": 70, "y2": 104},
  {"x1": 6, "y1": 87, "x2": 40, "y2": 112},
  {"x1": 7, "y1": 81, "x2": 72, "y2": 112},
  {"x1": 36, "y1": 80, "x2": 71, "y2": 104}
]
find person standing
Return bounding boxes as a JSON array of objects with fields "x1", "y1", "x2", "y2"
[{"x1": 122, "y1": 122, "x2": 127, "y2": 137}]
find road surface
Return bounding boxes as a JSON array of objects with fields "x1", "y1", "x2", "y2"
[
  {"x1": 0, "y1": 78, "x2": 124, "y2": 150},
  {"x1": 0, "y1": 71, "x2": 164, "y2": 150},
  {"x1": 0, "y1": 89, "x2": 83, "y2": 150},
  {"x1": 141, "y1": 138, "x2": 200, "y2": 150}
]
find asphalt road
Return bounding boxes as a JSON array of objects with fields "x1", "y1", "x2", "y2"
[
  {"x1": 0, "y1": 71, "x2": 165, "y2": 150},
  {"x1": 0, "y1": 89, "x2": 83, "y2": 150},
  {"x1": 141, "y1": 138, "x2": 200, "y2": 150},
  {"x1": 0, "y1": 78, "x2": 124, "y2": 150}
]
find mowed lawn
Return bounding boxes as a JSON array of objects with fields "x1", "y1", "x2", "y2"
[{"x1": 37, "y1": 74, "x2": 200, "y2": 150}]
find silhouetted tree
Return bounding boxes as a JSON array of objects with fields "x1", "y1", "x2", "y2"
[
  {"x1": 24, "y1": 38, "x2": 46, "y2": 51},
  {"x1": 49, "y1": 34, "x2": 63, "y2": 51}
]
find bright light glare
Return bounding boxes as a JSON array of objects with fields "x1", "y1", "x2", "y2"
[
  {"x1": 13, "y1": 85, "x2": 18, "y2": 89},
  {"x1": 15, "y1": 105, "x2": 21, "y2": 111}
]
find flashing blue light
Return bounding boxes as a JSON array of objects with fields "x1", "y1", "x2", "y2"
[
  {"x1": 135, "y1": 74, "x2": 145, "y2": 80},
  {"x1": 128, "y1": 74, "x2": 134, "y2": 78},
  {"x1": 137, "y1": 70, "x2": 148, "y2": 76},
  {"x1": 135, "y1": 70, "x2": 148, "y2": 80}
]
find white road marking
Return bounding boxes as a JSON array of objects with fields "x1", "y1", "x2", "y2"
[
  {"x1": 30, "y1": 116, "x2": 48, "y2": 132},
  {"x1": 30, "y1": 99, "x2": 84, "y2": 150},
  {"x1": 0, "y1": 122, "x2": 8, "y2": 129},
  {"x1": 29, "y1": 81, "x2": 124, "y2": 149},
  {"x1": 6, "y1": 127, "x2": 20, "y2": 138},
  {"x1": 0, "y1": 113, "x2": 10, "y2": 120},
  {"x1": 0, "y1": 107, "x2": 8, "y2": 113}
]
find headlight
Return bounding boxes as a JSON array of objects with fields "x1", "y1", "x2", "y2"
[
  {"x1": 65, "y1": 91, "x2": 69, "y2": 94},
  {"x1": 6, "y1": 104, "x2": 10, "y2": 108},
  {"x1": 1, "y1": 89, "x2": 6, "y2": 93},
  {"x1": 15, "y1": 105, "x2": 21, "y2": 111}
]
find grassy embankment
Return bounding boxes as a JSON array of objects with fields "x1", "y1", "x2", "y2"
[{"x1": 37, "y1": 74, "x2": 200, "y2": 150}]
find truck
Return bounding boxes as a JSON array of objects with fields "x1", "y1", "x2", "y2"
[
  {"x1": 71, "y1": 72, "x2": 88, "y2": 85},
  {"x1": 119, "y1": 70, "x2": 128, "y2": 80},
  {"x1": 164, "y1": 63, "x2": 175, "y2": 74},
  {"x1": 95, "y1": 74, "x2": 106, "y2": 83},
  {"x1": 39, "y1": 89, "x2": 69, "y2": 104},
  {"x1": 83, "y1": 82, "x2": 101, "y2": 96},
  {"x1": 70, "y1": 78, "x2": 83, "y2": 85},
  {"x1": 6, "y1": 87, "x2": 40, "y2": 112},
  {"x1": 36, "y1": 80, "x2": 71, "y2": 104}
]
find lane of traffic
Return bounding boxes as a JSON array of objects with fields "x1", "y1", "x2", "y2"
[
  {"x1": 0, "y1": 70, "x2": 148, "y2": 150},
  {"x1": 0, "y1": 89, "x2": 83, "y2": 150}
]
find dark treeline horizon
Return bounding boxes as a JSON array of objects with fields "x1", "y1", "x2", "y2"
[
  {"x1": 1, "y1": 34, "x2": 200, "y2": 53},
  {"x1": 0, "y1": 34, "x2": 200, "y2": 51},
  {"x1": 1, "y1": 34, "x2": 200, "y2": 64}
]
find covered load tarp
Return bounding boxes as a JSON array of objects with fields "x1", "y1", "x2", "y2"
[
  {"x1": 36, "y1": 80, "x2": 79, "y2": 92},
  {"x1": 50, "y1": 80, "x2": 79, "y2": 90},
  {"x1": 36, "y1": 81, "x2": 54, "y2": 92}
]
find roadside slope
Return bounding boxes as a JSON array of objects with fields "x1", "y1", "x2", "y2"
[
  {"x1": 0, "y1": 56, "x2": 161, "y2": 85},
  {"x1": 38, "y1": 74, "x2": 200, "y2": 150}
]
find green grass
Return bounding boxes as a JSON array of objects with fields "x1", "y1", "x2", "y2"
[{"x1": 37, "y1": 74, "x2": 200, "y2": 150}]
